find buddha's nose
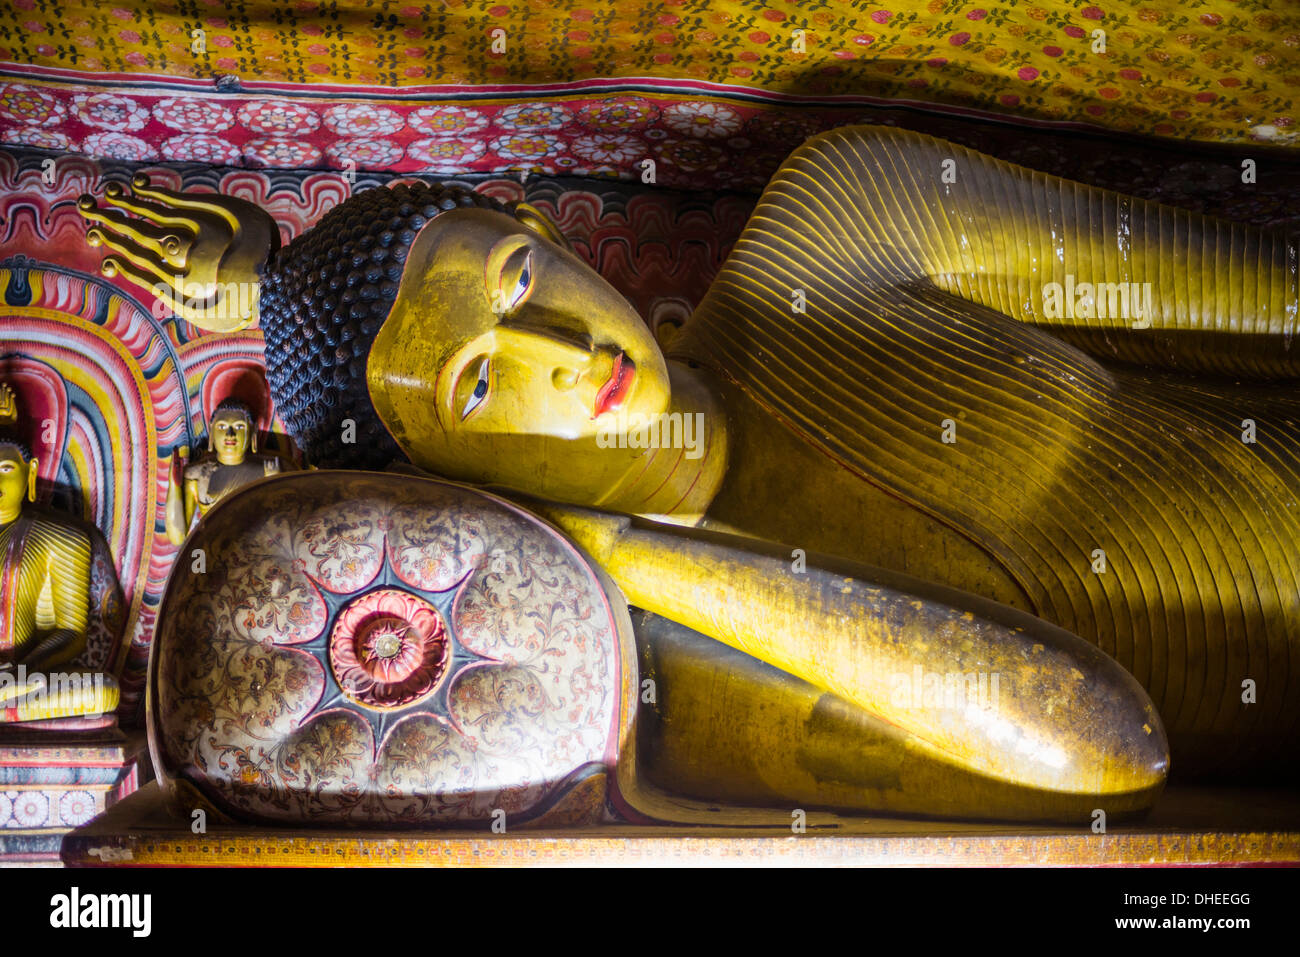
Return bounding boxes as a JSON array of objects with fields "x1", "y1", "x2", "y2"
[
  {"x1": 551, "y1": 367, "x2": 580, "y2": 392},
  {"x1": 513, "y1": 299, "x2": 595, "y2": 351}
]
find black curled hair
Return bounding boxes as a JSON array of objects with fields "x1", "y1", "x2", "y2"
[
  {"x1": 0, "y1": 433, "x2": 31, "y2": 463},
  {"x1": 259, "y1": 181, "x2": 517, "y2": 470},
  {"x1": 210, "y1": 398, "x2": 254, "y2": 424}
]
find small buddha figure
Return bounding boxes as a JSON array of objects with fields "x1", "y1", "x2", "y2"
[
  {"x1": 0, "y1": 385, "x2": 119, "y2": 723},
  {"x1": 165, "y1": 399, "x2": 282, "y2": 546}
]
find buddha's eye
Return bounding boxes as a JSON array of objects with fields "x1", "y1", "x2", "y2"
[
  {"x1": 461, "y1": 357, "x2": 490, "y2": 420},
  {"x1": 516, "y1": 253, "x2": 531, "y2": 296},
  {"x1": 501, "y1": 248, "x2": 534, "y2": 312},
  {"x1": 510, "y1": 251, "x2": 534, "y2": 309}
]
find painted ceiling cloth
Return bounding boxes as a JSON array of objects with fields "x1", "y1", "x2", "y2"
[{"x1": 0, "y1": 0, "x2": 1297, "y2": 190}]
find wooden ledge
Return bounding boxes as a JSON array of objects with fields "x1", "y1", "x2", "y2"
[{"x1": 60, "y1": 781, "x2": 1300, "y2": 867}]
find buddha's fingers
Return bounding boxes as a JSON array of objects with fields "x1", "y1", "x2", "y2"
[
  {"x1": 129, "y1": 174, "x2": 243, "y2": 231},
  {"x1": 78, "y1": 195, "x2": 193, "y2": 269},
  {"x1": 521, "y1": 496, "x2": 1169, "y2": 799}
]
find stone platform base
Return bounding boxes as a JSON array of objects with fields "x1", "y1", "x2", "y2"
[
  {"x1": 0, "y1": 729, "x2": 149, "y2": 865},
  {"x1": 62, "y1": 781, "x2": 1300, "y2": 867}
]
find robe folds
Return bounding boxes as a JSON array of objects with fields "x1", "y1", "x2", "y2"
[{"x1": 671, "y1": 125, "x2": 1300, "y2": 775}]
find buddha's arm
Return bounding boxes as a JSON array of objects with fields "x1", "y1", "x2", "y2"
[
  {"x1": 182, "y1": 477, "x2": 201, "y2": 532},
  {"x1": 750, "y1": 125, "x2": 1297, "y2": 378},
  {"x1": 22, "y1": 531, "x2": 91, "y2": 670},
  {"x1": 164, "y1": 454, "x2": 188, "y2": 546},
  {"x1": 518, "y1": 496, "x2": 1167, "y2": 800}
]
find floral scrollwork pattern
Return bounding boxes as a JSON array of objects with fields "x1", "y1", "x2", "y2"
[{"x1": 152, "y1": 473, "x2": 631, "y2": 826}]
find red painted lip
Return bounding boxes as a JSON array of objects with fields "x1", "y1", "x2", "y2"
[{"x1": 593, "y1": 352, "x2": 635, "y2": 417}]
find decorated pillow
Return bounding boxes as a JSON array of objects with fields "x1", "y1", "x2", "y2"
[{"x1": 149, "y1": 471, "x2": 636, "y2": 828}]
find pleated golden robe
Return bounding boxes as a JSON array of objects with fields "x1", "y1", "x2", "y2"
[{"x1": 673, "y1": 125, "x2": 1300, "y2": 776}]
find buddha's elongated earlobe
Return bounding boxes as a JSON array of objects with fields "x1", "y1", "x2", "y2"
[
  {"x1": 27, "y1": 456, "x2": 38, "y2": 502},
  {"x1": 250, "y1": 426, "x2": 257, "y2": 454},
  {"x1": 208, "y1": 426, "x2": 214, "y2": 453}
]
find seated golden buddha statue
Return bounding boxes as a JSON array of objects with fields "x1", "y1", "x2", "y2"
[
  {"x1": 0, "y1": 385, "x2": 119, "y2": 724},
  {"x1": 164, "y1": 399, "x2": 283, "y2": 546},
  {"x1": 78, "y1": 124, "x2": 1300, "y2": 818}
]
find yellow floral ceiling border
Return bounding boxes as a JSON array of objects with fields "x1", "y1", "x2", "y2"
[{"x1": 1, "y1": 0, "x2": 1298, "y2": 146}]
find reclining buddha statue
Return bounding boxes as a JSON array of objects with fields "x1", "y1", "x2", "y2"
[{"x1": 79, "y1": 124, "x2": 1299, "y2": 821}]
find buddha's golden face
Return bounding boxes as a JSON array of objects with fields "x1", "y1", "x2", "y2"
[
  {"x1": 209, "y1": 411, "x2": 251, "y2": 466},
  {"x1": 368, "y1": 208, "x2": 670, "y2": 498},
  {"x1": 0, "y1": 446, "x2": 30, "y2": 524}
]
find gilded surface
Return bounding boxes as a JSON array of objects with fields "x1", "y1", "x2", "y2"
[
  {"x1": 78, "y1": 119, "x2": 1299, "y2": 822},
  {"x1": 673, "y1": 125, "x2": 1300, "y2": 774}
]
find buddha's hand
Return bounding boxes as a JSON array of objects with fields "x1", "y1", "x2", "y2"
[
  {"x1": 164, "y1": 446, "x2": 191, "y2": 547},
  {"x1": 78, "y1": 174, "x2": 279, "y2": 333},
  {"x1": 0, "y1": 383, "x2": 15, "y2": 426},
  {"x1": 168, "y1": 446, "x2": 189, "y2": 483},
  {"x1": 18, "y1": 629, "x2": 79, "y2": 672}
]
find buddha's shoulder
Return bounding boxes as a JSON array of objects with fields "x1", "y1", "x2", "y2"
[
  {"x1": 185, "y1": 457, "x2": 281, "y2": 479},
  {"x1": 184, "y1": 459, "x2": 220, "y2": 480},
  {"x1": 18, "y1": 507, "x2": 93, "y2": 553}
]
